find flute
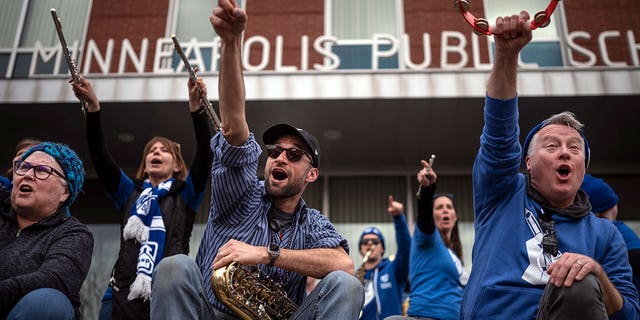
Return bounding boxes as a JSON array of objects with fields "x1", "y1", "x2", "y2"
[
  {"x1": 355, "y1": 243, "x2": 377, "y2": 284},
  {"x1": 416, "y1": 154, "x2": 436, "y2": 199},
  {"x1": 170, "y1": 35, "x2": 222, "y2": 131},
  {"x1": 50, "y1": 8, "x2": 87, "y2": 116}
]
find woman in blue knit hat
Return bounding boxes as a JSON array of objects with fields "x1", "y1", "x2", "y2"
[
  {"x1": 71, "y1": 74, "x2": 213, "y2": 320},
  {"x1": 0, "y1": 142, "x2": 94, "y2": 319}
]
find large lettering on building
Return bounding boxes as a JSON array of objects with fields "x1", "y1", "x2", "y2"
[{"x1": 11, "y1": 29, "x2": 640, "y2": 78}]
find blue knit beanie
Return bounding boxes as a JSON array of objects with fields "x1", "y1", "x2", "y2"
[
  {"x1": 20, "y1": 142, "x2": 85, "y2": 207},
  {"x1": 581, "y1": 174, "x2": 618, "y2": 214},
  {"x1": 360, "y1": 226, "x2": 385, "y2": 252}
]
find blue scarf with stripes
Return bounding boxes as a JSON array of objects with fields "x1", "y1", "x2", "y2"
[{"x1": 122, "y1": 178, "x2": 173, "y2": 301}]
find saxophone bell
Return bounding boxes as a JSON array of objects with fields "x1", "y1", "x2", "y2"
[{"x1": 212, "y1": 262, "x2": 298, "y2": 320}]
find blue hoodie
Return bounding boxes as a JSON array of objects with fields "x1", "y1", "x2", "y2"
[
  {"x1": 460, "y1": 95, "x2": 639, "y2": 320},
  {"x1": 359, "y1": 214, "x2": 411, "y2": 320}
]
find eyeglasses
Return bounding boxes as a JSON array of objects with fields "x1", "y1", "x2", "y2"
[
  {"x1": 14, "y1": 160, "x2": 67, "y2": 181},
  {"x1": 266, "y1": 144, "x2": 312, "y2": 163},
  {"x1": 360, "y1": 239, "x2": 381, "y2": 246}
]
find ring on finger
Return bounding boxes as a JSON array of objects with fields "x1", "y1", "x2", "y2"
[{"x1": 575, "y1": 260, "x2": 584, "y2": 266}]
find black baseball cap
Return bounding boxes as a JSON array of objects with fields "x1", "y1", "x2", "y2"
[{"x1": 262, "y1": 123, "x2": 320, "y2": 168}]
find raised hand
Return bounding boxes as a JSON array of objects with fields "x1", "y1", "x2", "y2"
[
  {"x1": 387, "y1": 195, "x2": 404, "y2": 217},
  {"x1": 187, "y1": 69, "x2": 208, "y2": 112},
  {"x1": 70, "y1": 75, "x2": 100, "y2": 112},
  {"x1": 210, "y1": 0, "x2": 247, "y2": 44},
  {"x1": 417, "y1": 159, "x2": 437, "y2": 187},
  {"x1": 493, "y1": 11, "x2": 533, "y2": 59}
]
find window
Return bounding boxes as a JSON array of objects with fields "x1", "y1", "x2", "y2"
[
  {"x1": 329, "y1": 176, "x2": 406, "y2": 223},
  {"x1": 1, "y1": 0, "x2": 90, "y2": 78},
  {"x1": 168, "y1": 0, "x2": 245, "y2": 72},
  {"x1": 328, "y1": 0, "x2": 402, "y2": 70},
  {"x1": 484, "y1": 0, "x2": 564, "y2": 67}
]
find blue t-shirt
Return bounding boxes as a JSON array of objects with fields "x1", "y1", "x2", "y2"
[{"x1": 407, "y1": 225, "x2": 467, "y2": 320}]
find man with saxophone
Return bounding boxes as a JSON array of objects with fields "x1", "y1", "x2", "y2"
[
  {"x1": 357, "y1": 196, "x2": 411, "y2": 320},
  {"x1": 151, "y1": 1, "x2": 364, "y2": 319}
]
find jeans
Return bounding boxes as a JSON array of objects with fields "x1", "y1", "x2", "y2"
[
  {"x1": 6, "y1": 288, "x2": 75, "y2": 320},
  {"x1": 151, "y1": 254, "x2": 364, "y2": 320},
  {"x1": 536, "y1": 273, "x2": 607, "y2": 320},
  {"x1": 98, "y1": 297, "x2": 113, "y2": 320},
  {"x1": 384, "y1": 317, "x2": 437, "y2": 320},
  {"x1": 291, "y1": 270, "x2": 364, "y2": 319},
  {"x1": 151, "y1": 254, "x2": 216, "y2": 320}
]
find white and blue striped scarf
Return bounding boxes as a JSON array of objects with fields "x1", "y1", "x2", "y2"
[{"x1": 122, "y1": 178, "x2": 173, "y2": 301}]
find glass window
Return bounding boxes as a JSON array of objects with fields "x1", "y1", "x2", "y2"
[
  {"x1": 331, "y1": 0, "x2": 398, "y2": 40},
  {"x1": 328, "y1": 0, "x2": 402, "y2": 70},
  {"x1": 1, "y1": 0, "x2": 90, "y2": 78},
  {"x1": 0, "y1": 1, "x2": 24, "y2": 47},
  {"x1": 172, "y1": 0, "x2": 245, "y2": 41},
  {"x1": 22, "y1": 0, "x2": 90, "y2": 47},
  {"x1": 484, "y1": 0, "x2": 564, "y2": 67},
  {"x1": 329, "y1": 176, "x2": 406, "y2": 223}
]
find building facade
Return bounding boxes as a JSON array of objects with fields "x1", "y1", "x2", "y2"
[{"x1": 2, "y1": 0, "x2": 640, "y2": 315}]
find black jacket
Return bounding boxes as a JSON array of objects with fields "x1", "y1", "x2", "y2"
[
  {"x1": 86, "y1": 108, "x2": 213, "y2": 319},
  {"x1": 0, "y1": 202, "x2": 94, "y2": 319}
]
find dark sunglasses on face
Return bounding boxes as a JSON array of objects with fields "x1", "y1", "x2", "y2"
[
  {"x1": 14, "y1": 160, "x2": 67, "y2": 181},
  {"x1": 360, "y1": 239, "x2": 381, "y2": 246},
  {"x1": 266, "y1": 144, "x2": 312, "y2": 163}
]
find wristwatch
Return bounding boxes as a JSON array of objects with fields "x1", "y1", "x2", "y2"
[{"x1": 268, "y1": 243, "x2": 280, "y2": 267}]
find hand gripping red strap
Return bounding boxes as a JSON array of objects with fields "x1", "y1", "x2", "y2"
[{"x1": 454, "y1": 0, "x2": 560, "y2": 36}]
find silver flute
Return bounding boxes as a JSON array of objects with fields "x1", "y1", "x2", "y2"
[
  {"x1": 50, "y1": 8, "x2": 87, "y2": 116},
  {"x1": 170, "y1": 35, "x2": 222, "y2": 131},
  {"x1": 416, "y1": 154, "x2": 436, "y2": 199}
]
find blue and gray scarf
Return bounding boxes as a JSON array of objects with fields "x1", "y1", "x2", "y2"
[{"x1": 122, "y1": 178, "x2": 173, "y2": 301}]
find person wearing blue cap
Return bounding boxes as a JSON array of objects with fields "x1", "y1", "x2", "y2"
[
  {"x1": 0, "y1": 142, "x2": 93, "y2": 319},
  {"x1": 357, "y1": 196, "x2": 411, "y2": 320},
  {"x1": 582, "y1": 174, "x2": 640, "y2": 302},
  {"x1": 150, "y1": 1, "x2": 363, "y2": 319},
  {"x1": 460, "y1": 11, "x2": 639, "y2": 320}
]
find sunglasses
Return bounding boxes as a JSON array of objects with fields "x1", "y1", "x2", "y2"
[
  {"x1": 360, "y1": 239, "x2": 381, "y2": 246},
  {"x1": 266, "y1": 144, "x2": 312, "y2": 163}
]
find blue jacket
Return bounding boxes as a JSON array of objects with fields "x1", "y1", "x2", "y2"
[
  {"x1": 460, "y1": 95, "x2": 639, "y2": 320},
  {"x1": 360, "y1": 214, "x2": 411, "y2": 320}
]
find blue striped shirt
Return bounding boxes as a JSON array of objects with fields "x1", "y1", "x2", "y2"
[{"x1": 195, "y1": 132, "x2": 349, "y2": 314}]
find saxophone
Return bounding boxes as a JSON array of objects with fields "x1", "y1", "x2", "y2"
[
  {"x1": 212, "y1": 262, "x2": 298, "y2": 320},
  {"x1": 355, "y1": 243, "x2": 377, "y2": 284}
]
